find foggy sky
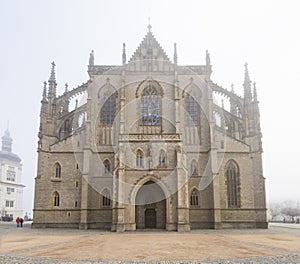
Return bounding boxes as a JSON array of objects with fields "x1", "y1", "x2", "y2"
[{"x1": 0, "y1": 0, "x2": 299, "y2": 215}]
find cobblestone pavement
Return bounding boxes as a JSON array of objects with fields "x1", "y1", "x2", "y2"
[{"x1": 1, "y1": 222, "x2": 300, "y2": 263}]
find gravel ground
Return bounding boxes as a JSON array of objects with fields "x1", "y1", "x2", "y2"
[
  {"x1": 1, "y1": 253, "x2": 300, "y2": 264},
  {"x1": 1, "y1": 223, "x2": 300, "y2": 263}
]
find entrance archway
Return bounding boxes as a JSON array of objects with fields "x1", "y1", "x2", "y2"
[{"x1": 135, "y1": 181, "x2": 166, "y2": 229}]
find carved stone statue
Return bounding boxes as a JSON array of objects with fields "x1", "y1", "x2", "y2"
[{"x1": 89, "y1": 50, "x2": 94, "y2": 66}]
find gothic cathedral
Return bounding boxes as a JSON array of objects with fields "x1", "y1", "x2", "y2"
[{"x1": 33, "y1": 26, "x2": 267, "y2": 231}]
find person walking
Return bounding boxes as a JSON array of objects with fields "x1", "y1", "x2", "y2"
[
  {"x1": 16, "y1": 217, "x2": 20, "y2": 227},
  {"x1": 20, "y1": 217, "x2": 24, "y2": 227}
]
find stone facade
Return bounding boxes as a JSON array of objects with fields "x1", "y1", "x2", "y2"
[{"x1": 33, "y1": 26, "x2": 267, "y2": 231}]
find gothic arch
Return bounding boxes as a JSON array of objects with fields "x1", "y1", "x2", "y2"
[
  {"x1": 100, "y1": 188, "x2": 111, "y2": 207},
  {"x1": 224, "y1": 159, "x2": 241, "y2": 208},
  {"x1": 53, "y1": 162, "x2": 62, "y2": 178},
  {"x1": 190, "y1": 187, "x2": 200, "y2": 206},
  {"x1": 130, "y1": 175, "x2": 171, "y2": 205},
  {"x1": 51, "y1": 190, "x2": 60, "y2": 207},
  {"x1": 135, "y1": 79, "x2": 164, "y2": 98},
  {"x1": 103, "y1": 159, "x2": 111, "y2": 175}
]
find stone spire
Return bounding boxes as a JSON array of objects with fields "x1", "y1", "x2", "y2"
[
  {"x1": 243, "y1": 62, "x2": 252, "y2": 100},
  {"x1": 122, "y1": 43, "x2": 126, "y2": 65},
  {"x1": 2, "y1": 128, "x2": 13, "y2": 152},
  {"x1": 49, "y1": 62, "x2": 56, "y2": 84},
  {"x1": 174, "y1": 43, "x2": 177, "y2": 66},
  {"x1": 48, "y1": 62, "x2": 57, "y2": 98}
]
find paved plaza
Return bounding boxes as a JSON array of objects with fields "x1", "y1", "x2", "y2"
[{"x1": 0, "y1": 222, "x2": 300, "y2": 263}]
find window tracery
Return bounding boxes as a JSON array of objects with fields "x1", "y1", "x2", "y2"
[
  {"x1": 226, "y1": 161, "x2": 240, "y2": 208},
  {"x1": 140, "y1": 85, "x2": 160, "y2": 126}
]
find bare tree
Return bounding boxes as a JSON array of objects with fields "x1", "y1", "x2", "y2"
[
  {"x1": 281, "y1": 200, "x2": 300, "y2": 222},
  {"x1": 268, "y1": 202, "x2": 282, "y2": 221}
]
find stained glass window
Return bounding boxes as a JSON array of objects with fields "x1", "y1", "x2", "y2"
[
  {"x1": 140, "y1": 85, "x2": 160, "y2": 126},
  {"x1": 186, "y1": 94, "x2": 198, "y2": 125},
  {"x1": 226, "y1": 161, "x2": 239, "y2": 207},
  {"x1": 101, "y1": 93, "x2": 115, "y2": 125},
  {"x1": 190, "y1": 190, "x2": 199, "y2": 206},
  {"x1": 102, "y1": 189, "x2": 111, "y2": 207}
]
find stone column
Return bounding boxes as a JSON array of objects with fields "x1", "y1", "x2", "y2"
[{"x1": 176, "y1": 144, "x2": 190, "y2": 231}]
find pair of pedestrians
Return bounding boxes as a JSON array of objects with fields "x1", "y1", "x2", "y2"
[{"x1": 16, "y1": 217, "x2": 23, "y2": 227}]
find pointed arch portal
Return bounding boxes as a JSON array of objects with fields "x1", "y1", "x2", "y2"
[{"x1": 135, "y1": 181, "x2": 166, "y2": 229}]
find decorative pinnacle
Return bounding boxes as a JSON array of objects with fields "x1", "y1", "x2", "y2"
[
  {"x1": 253, "y1": 82, "x2": 258, "y2": 101},
  {"x1": 231, "y1": 83, "x2": 235, "y2": 93},
  {"x1": 64, "y1": 83, "x2": 68, "y2": 94},
  {"x1": 122, "y1": 43, "x2": 126, "y2": 65},
  {"x1": 174, "y1": 43, "x2": 177, "y2": 65},
  {"x1": 49, "y1": 61, "x2": 56, "y2": 83},
  {"x1": 42, "y1": 81, "x2": 47, "y2": 100}
]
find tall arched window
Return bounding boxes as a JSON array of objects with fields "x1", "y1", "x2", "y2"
[
  {"x1": 102, "y1": 189, "x2": 111, "y2": 207},
  {"x1": 101, "y1": 93, "x2": 115, "y2": 125},
  {"x1": 104, "y1": 160, "x2": 110, "y2": 174},
  {"x1": 226, "y1": 161, "x2": 240, "y2": 208},
  {"x1": 53, "y1": 191, "x2": 60, "y2": 207},
  {"x1": 140, "y1": 85, "x2": 160, "y2": 126},
  {"x1": 54, "y1": 163, "x2": 61, "y2": 178},
  {"x1": 136, "y1": 150, "x2": 143, "y2": 168},
  {"x1": 191, "y1": 160, "x2": 197, "y2": 176},
  {"x1": 185, "y1": 94, "x2": 198, "y2": 125},
  {"x1": 190, "y1": 189, "x2": 199, "y2": 206},
  {"x1": 159, "y1": 150, "x2": 166, "y2": 167}
]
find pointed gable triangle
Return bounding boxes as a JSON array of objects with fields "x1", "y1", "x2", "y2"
[{"x1": 129, "y1": 30, "x2": 171, "y2": 63}]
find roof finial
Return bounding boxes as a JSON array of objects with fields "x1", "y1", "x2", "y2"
[
  {"x1": 122, "y1": 43, "x2": 126, "y2": 65},
  {"x1": 174, "y1": 43, "x2": 177, "y2": 65},
  {"x1": 49, "y1": 61, "x2": 56, "y2": 83},
  {"x1": 147, "y1": 17, "x2": 152, "y2": 32}
]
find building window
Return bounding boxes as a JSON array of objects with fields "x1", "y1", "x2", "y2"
[
  {"x1": 104, "y1": 160, "x2": 110, "y2": 174},
  {"x1": 5, "y1": 200, "x2": 14, "y2": 207},
  {"x1": 6, "y1": 167, "x2": 16, "y2": 182},
  {"x1": 226, "y1": 161, "x2": 240, "y2": 208},
  {"x1": 191, "y1": 160, "x2": 197, "y2": 176},
  {"x1": 54, "y1": 163, "x2": 61, "y2": 178},
  {"x1": 7, "y1": 187, "x2": 14, "y2": 194},
  {"x1": 101, "y1": 93, "x2": 115, "y2": 126},
  {"x1": 190, "y1": 190, "x2": 199, "y2": 206},
  {"x1": 140, "y1": 85, "x2": 160, "y2": 126},
  {"x1": 186, "y1": 94, "x2": 198, "y2": 125},
  {"x1": 75, "y1": 201, "x2": 78, "y2": 208},
  {"x1": 53, "y1": 191, "x2": 60, "y2": 207},
  {"x1": 102, "y1": 189, "x2": 111, "y2": 207},
  {"x1": 75, "y1": 181, "x2": 79, "y2": 188},
  {"x1": 136, "y1": 150, "x2": 143, "y2": 168},
  {"x1": 159, "y1": 150, "x2": 166, "y2": 167}
]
